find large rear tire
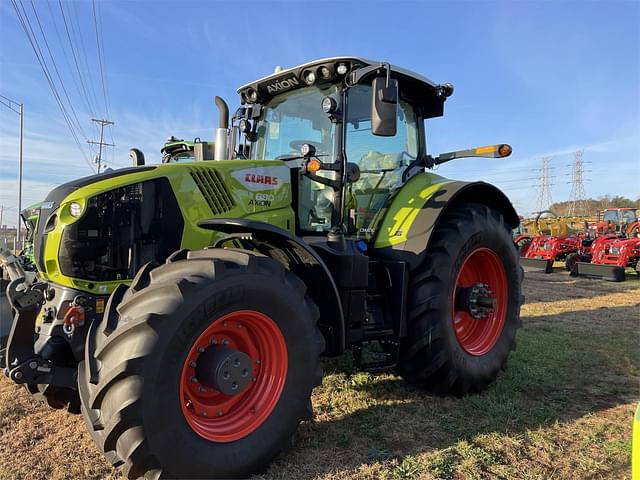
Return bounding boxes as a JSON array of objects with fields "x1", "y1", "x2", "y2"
[
  {"x1": 78, "y1": 249, "x2": 324, "y2": 479},
  {"x1": 397, "y1": 203, "x2": 522, "y2": 395}
]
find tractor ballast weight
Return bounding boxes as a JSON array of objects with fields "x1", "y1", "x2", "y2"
[{"x1": 2, "y1": 57, "x2": 523, "y2": 479}]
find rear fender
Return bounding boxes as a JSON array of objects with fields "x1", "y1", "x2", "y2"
[
  {"x1": 198, "y1": 218, "x2": 345, "y2": 355},
  {"x1": 372, "y1": 174, "x2": 518, "y2": 269}
]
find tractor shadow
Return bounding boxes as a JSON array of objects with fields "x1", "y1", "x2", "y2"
[
  {"x1": 263, "y1": 302, "x2": 639, "y2": 478},
  {"x1": 522, "y1": 268, "x2": 639, "y2": 303}
]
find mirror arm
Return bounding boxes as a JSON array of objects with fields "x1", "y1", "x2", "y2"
[{"x1": 349, "y1": 63, "x2": 389, "y2": 86}]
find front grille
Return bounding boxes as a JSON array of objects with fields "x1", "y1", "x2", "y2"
[{"x1": 189, "y1": 167, "x2": 234, "y2": 215}]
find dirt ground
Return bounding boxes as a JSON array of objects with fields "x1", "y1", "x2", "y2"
[{"x1": 0, "y1": 271, "x2": 638, "y2": 480}]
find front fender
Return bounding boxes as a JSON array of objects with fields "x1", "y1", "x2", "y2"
[
  {"x1": 372, "y1": 173, "x2": 518, "y2": 269},
  {"x1": 198, "y1": 218, "x2": 345, "y2": 355}
]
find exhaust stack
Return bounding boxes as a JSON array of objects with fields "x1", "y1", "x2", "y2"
[{"x1": 214, "y1": 96, "x2": 229, "y2": 161}]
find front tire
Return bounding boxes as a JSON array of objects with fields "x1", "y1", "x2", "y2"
[
  {"x1": 397, "y1": 203, "x2": 523, "y2": 395},
  {"x1": 78, "y1": 249, "x2": 324, "y2": 479},
  {"x1": 565, "y1": 252, "x2": 580, "y2": 273}
]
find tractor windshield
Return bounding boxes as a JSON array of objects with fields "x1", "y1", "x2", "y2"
[
  {"x1": 253, "y1": 85, "x2": 338, "y2": 232},
  {"x1": 253, "y1": 85, "x2": 337, "y2": 161},
  {"x1": 621, "y1": 210, "x2": 637, "y2": 225}
]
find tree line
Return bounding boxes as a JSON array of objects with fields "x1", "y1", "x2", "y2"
[{"x1": 549, "y1": 196, "x2": 640, "y2": 217}]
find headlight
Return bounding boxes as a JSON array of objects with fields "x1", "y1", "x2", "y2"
[
  {"x1": 336, "y1": 63, "x2": 348, "y2": 75},
  {"x1": 318, "y1": 66, "x2": 332, "y2": 80},
  {"x1": 69, "y1": 202, "x2": 83, "y2": 217},
  {"x1": 246, "y1": 88, "x2": 258, "y2": 103},
  {"x1": 321, "y1": 96, "x2": 337, "y2": 114},
  {"x1": 610, "y1": 247, "x2": 620, "y2": 255},
  {"x1": 302, "y1": 69, "x2": 316, "y2": 85}
]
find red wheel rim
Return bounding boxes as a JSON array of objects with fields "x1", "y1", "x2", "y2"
[
  {"x1": 452, "y1": 248, "x2": 508, "y2": 356},
  {"x1": 179, "y1": 310, "x2": 288, "y2": 442}
]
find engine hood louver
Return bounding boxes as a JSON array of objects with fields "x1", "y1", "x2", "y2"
[{"x1": 189, "y1": 167, "x2": 235, "y2": 215}]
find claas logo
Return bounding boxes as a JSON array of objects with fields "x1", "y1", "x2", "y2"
[{"x1": 245, "y1": 173, "x2": 279, "y2": 186}]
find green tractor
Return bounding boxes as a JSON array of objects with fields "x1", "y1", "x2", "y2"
[{"x1": 1, "y1": 57, "x2": 522, "y2": 479}]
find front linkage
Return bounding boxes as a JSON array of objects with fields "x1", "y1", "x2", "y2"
[{"x1": 1, "y1": 248, "x2": 79, "y2": 409}]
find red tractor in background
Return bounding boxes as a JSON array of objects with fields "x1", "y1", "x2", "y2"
[
  {"x1": 573, "y1": 208, "x2": 640, "y2": 281},
  {"x1": 519, "y1": 211, "x2": 585, "y2": 274},
  {"x1": 512, "y1": 217, "x2": 532, "y2": 256},
  {"x1": 595, "y1": 207, "x2": 639, "y2": 235},
  {"x1": 564, "y1": 232, "x2": 618, "y2": 273}
]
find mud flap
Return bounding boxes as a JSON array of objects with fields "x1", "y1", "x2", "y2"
[
  {"x1": 519, "y1": 257, "x2": 554, "y2": 274},
  {"x1": 575, "y1": 262, "x2": 626, "y2": 282}
]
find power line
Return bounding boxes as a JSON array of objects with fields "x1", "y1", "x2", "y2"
[
  {"x1": 57, "y1": 0, "x2": 99, "y2": 125},
  {"x1": 10, "y1": 0, "x2": 94, "y2": 171},
  {"x1": 44, "y1": 0, "x2": 95, "y2": 120},
  {"x1": 67, "y1": 0, "x2": 101, "y2": 121},
  {"x1": 92, "y1": 0, "x2": 111, "y2": 119},
  {"x1": 28, "y1": 0, "x2": 88, "y2": 139}
]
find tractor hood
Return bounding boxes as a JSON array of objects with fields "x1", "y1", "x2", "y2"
[
  {"x1": 32, "y1": 161, "x2": 295, "y2": 294},
  {"x1": 39, "y1": 167, "x2": 157, "y2": 212}
]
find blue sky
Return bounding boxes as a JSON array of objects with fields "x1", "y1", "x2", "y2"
[{"x1": 0, "y1": 0, "x2": 638, "y2": 226}]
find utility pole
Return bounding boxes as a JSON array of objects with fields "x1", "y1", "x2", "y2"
[
  {"x1": 0, "y1": 95, "x2": 24, "y2": 249},
  {"x1": 87, "y1": 118, "x2": 114, "y2": 173},
  {"x1": 535, "y1": 157, "x2": 554, "y2": 213}
]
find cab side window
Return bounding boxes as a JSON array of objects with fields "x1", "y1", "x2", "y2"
[{"x1": 346, "y1": 84, "x2": 419, "y2": 183}]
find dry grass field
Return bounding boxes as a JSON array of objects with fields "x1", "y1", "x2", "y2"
[{"x1": 0, "y1": 271, "x2": 638, "y2": 480}]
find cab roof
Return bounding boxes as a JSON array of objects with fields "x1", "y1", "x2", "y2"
[{"x1": 237, "y1": 56, "x2": 451, "y2": 119}]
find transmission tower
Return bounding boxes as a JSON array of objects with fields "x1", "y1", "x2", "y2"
[
  {"x1": 535, "y1": 157, "x2": 554, "y2": 212},
  {"x1": 567, "y1": 149, "x2": 588, "y2": 216}
]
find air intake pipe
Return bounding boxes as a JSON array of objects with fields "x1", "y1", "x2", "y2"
[{"x1": 214, "y1": 96, "x2": 229, "y2": 161}]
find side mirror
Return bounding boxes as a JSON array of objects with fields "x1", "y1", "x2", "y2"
[
  {"x1": 129, "y1": 148, "x2": 145, "y2": 166},
  {"x1": 371, "y1": 76, "x2": 398, "y2": 136}
]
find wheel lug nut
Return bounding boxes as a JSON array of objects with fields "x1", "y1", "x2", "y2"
[
  {"x1": 190, "y1": 376, "x2": 198, "y2": 383},
  {"x1": 199, "y1": 386, "x2": 206, "y2": 392},
  {"x1": 189, "y1": 361, "x2": 197, "y2": 368},
  {"x1": 223, "y1": 321, "x2": 228, "y2": 327},
  {"x1": 201, "y1": 411, "x2": 207, "y2": 416},
  {"x1": 198, "y1": 346, "x2": 205, "y2": 353},
  {"x1": 256, "y1": 359, "x2": 261, "y2": 365},
  {"x1": 242, "y1": 369, "x2": 248, "y2": 377},
  {"x1": 252, "y1": 377, "x2": 257, "y2": 382},
  {"x1": 210, "y1": 337, "x2": 216, "y2": 345},
  {"x1": 222, "y1": 339, "x2": 229, "y2": 345},
  {"x1": 236, "y1": 323, "x2": 241, "y2": 329},
  {"x1": 231, "y1": 382, "x2": 238, "y2": 390},
  {"x1": 217, "y1": 410, "x2": 223, "y2": 416}
]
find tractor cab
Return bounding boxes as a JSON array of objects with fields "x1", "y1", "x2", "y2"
[
  {"x1": 599, "y1": 207, "x2": 638, "y2": 233},
  {"x1": 232, "y1": 57, "x2": 456, "y2": 237}
]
